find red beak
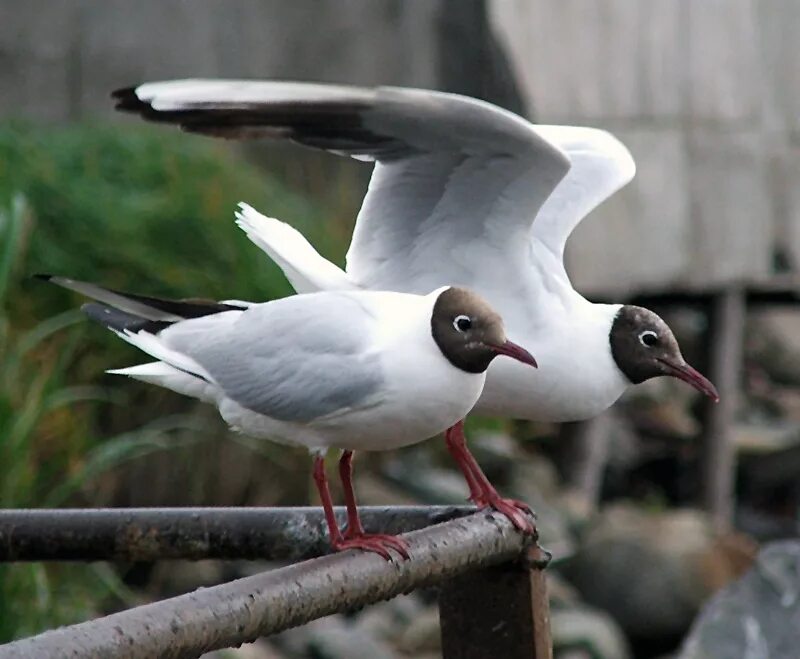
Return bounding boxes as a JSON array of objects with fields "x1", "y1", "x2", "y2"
[
  {"x1": 657, "y1": 358, "x2": 719, "y2": 402},
  {"x1": 489, "y1": 340, "x2": 538, "y2": 368}
]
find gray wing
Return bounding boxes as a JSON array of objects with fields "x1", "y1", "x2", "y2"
[
  {"x1": 115, "y1": 80, "x2": 571, "y2": 289},
  {"x1": 160, "y1": 292, "x2": 384, "y2": 423}
]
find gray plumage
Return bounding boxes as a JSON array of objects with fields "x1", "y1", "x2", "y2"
[{"x1": 159, "y1": 292, "x2": 385, "y2": 422}]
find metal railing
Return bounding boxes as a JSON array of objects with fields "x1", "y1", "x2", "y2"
[{"x1": 0, "y1": 507, "x2": 552, "y2": 659}]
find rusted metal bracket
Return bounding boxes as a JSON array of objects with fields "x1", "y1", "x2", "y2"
[{"x1": 440, "y1": 544, "x2": 553, "y2": 659}]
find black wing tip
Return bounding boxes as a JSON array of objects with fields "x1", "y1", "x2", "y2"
[
  {"x1": 32, "y1": 273, "x2": 53, "y2": 282},
  {"x1": 81, "y1": 302, "x2": 171, "y2": 335},
  {"x1": 111, "y1": 86, "x2": 151, "y2": 114},
  {"x1": 81, "y1": 302, "x2": 117, "y2": 329}
]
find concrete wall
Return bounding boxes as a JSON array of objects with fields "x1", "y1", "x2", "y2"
[{"x1": 491, "y1": 0, "x2": 798, "y2": 296}]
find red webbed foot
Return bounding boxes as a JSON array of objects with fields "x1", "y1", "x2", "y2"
[
  {"x1": 332, "y1": 533, "x2": 411, "y2": 561},
  {"x1": 472, "y1": 493, "x2": 536, "y2": 535}
]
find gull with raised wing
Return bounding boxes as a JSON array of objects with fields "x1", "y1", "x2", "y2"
[
  {"x1": 38, "y1": 275, "x2": 538, "y2": 558},
  {"x1": 114, "y1": 80, "x2": 719, "y2": 519}
]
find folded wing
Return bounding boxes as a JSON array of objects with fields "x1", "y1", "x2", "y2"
[{"x1": 44, "y1": 274, "x2": 385, "y2": 423}]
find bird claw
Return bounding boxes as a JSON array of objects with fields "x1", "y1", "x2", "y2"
[
  {"x1": 472, "y1": 494, "x2": 537, "y2": 535},
  {"x1": 333, "y1": 533, "x2": 411, "y2": 561}
]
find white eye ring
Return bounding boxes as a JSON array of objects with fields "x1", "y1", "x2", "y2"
[
  {"x1": 453, "y1": 315, "x2": 472, "y2": 332},
  {"x1": 639, "y1": 330, "x2": 658, "y2": 347}
]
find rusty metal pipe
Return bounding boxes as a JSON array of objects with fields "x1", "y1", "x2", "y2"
[
  {"x1": 0, "y1": 511, "x2": 537, "y2": 659},
  {"x1": 0, "y1": 506, "x2": 475, "y2": 562}
]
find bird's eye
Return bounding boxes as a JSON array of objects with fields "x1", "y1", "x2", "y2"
[
  {"x1": 453, "y1": 315, "x2": 472, "y2": 332},
  {"x1": 639, "y1": 330, "x2": 658, "y2": 347}
]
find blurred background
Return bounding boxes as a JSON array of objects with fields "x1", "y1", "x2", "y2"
[{"x1": 2, "y1": 1, "x2": 799, "y2": 657}]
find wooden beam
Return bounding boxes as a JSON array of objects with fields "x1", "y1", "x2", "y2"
[
  {"x1": 701, "y1": 287, "x2": 746, "y2": 530},
  {"x1": 554, "y1": 413, "x2": 611, "y2": 507}
]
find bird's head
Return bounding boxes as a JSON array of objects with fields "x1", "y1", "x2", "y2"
[
  {"x1": 431, "y1": 287, "x2": 537, "y2": 374},
  {"x1": 610, "y1": 305, "x2": 719, "y2": 401}
]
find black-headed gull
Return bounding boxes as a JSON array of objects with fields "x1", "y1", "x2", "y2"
[
  {"x1": 114, "y1": 80, "x2": 718, "y2": 422},
  {"x1": 38, "y1": 275, "x2": 538, "y2": 557}
]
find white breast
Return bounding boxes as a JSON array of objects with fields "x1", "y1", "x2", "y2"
[
  {"x1": 219, "y1": 291, "x2": 486, "y2": 452},
  {"x1": 475, "y1": 299, "x2": 629, "y2": 422}
]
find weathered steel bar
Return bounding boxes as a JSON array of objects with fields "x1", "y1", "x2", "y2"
[
  {"x1": 0, "y1": 511, "x2": 539, "y2": 659},
  {"x1": 439, "y1": 544, "x2": 553, "y2": 659},
  {"x1": 0, "y1": 506, "x2": 475, "y2": 562}
]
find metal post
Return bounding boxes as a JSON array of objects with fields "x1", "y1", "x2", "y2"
[{"x1": 439, "y1": 544, "x2": 552, "y2": 659}]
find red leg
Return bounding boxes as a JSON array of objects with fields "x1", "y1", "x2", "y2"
[
  {"x1": 444, "y1": 421, "x2": 535, "y2": 534},
  {"x1": 338, "y1": 450, "x2": 410, "y2": 559},
  {"x1": 445, "y1": 424, "x2": 483, "y2": 500}
]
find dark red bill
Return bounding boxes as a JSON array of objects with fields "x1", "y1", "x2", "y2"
[
  {"x1": 489, "y1": 340, "x2": 538, "y2": 368},
  {"x1": 658, "y1": 358, "x2": 719, "y2": 402}
]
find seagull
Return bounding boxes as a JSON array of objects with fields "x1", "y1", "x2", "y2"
[
  {"x1": 38, "y1": 275, "x2": 538, "y2": 558},
  {"x1": 113, "y1": 80, "x2": 719, "y2": 511}
]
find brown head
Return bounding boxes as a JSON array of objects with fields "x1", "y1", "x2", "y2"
[
  {"x1": 610, "y1": 305, "x2": 719, "y2": 401},
  {"x1": 431, "y1": 287, "x2": 537, "y2": 374}
]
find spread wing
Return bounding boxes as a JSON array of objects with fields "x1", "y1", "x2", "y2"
[
  {"x1": 531, "y1": 126, "x2": 636, "y2": 259},
  {"x1": 115, "y1": 80, "x2": 571, "y2": 290}
]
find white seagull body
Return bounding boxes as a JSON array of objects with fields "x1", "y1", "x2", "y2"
[
  {"x1": 41, "y1": 274, "x2": 540, "y2": 554},
  {"x1": 83, "y1": 288, "x2": 489, "y2": 452},
  {"x1": 115, "y1": 80, "x2": 718, "y2": 422}
]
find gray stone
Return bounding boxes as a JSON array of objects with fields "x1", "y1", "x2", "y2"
[
  {"x1": 560, "y1": 505, "x2": 752, "y2": 640},
  {"x1": 551, "y1": 605, "x2": 631, "y2": 659},
  {"x1": 382, "y1": 453, "x2": 471, "y2": 505},
  {"x1": 396, "y1": 606, "x2": 441, "y2": 654},
  {"x1": 352, "y1": 593, "x2": 424, "y2": 642},
  {"x1": 678, "y1": 541, "x2": 800, "y2": 659},
  {"x1": 202, "y1": 641, "x2": 288, "y2": 659},
  {"x1": 274, "y1": 616, "x2": 397, "y2": 659}
]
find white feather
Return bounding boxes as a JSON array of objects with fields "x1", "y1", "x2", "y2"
[
  {"x1": 234, "y1": 203, "x2": 354, "y2": 294},
  {"x1": 532, "y1": 125, "x2": 636, "y2": 258},
  {"x1": 135, "y1": 79, "x2": 374, "y2": 112},
  {"x1": 108, "y1": 361, "x2": 218, "y2": 403},
  {"x1": 114, "y1": 329, "x2": 215, "y2": 384}
]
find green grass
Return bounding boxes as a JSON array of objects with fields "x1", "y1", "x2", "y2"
[{"x1": 0, "y1": 123, "x2": 354, "y2": 641}]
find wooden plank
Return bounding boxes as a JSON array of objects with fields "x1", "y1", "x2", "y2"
[
  {"x1": 700, "y1": 287, "x2": 746, "y2": 531},
  {"x1": 555, "y1": 413, "x2": 611, "y2": 507},
  {"x1": 567, "y1": 127, "x2": 690, "y2": 296},
  {"x1": 686, "y1": 0, "x2": 762, "y2": 123},
  {"x1": 490, "y1": 0, "x2": 685, "y2": 122},
  {"x1": 0, "y1": 0, "x2": 78, "y2": 121},
  {"x1": 686, "y1": 129, "x2": 771, "y2": 287},
  {"x1": 439, "y1": 545, "x2": 552, "y2": 659}
]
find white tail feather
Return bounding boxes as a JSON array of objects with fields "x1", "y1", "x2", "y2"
[
  {"x1": 114, "y1": 329, "x2": 215, "y2": 384},
  {"x1": 235, "y1": 203, "x2": 356, "y2": 294},
  {"x1": 108, "y1": 362, "x2": 218, "y2": 403}
]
